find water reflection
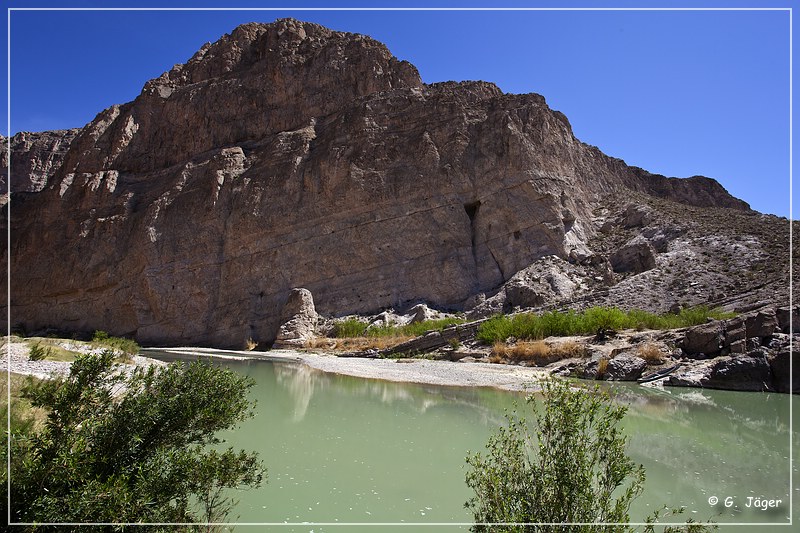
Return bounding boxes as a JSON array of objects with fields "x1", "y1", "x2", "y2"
[
  {"x1": 273, "y1": 363, "x2": 318, "y2": 421},
  {"x1": 602, "y1": 383, "x2": 794, "y2": 524},
  {"x1": 143, "y1": 351, "x2": 796, "y2": 528},
  {"x1": 270, "y1": 361, "x2": 514, "y2": 427}
]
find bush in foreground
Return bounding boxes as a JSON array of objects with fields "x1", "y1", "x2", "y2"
[
  {"x1": 465, "y1": 379, "x2": 715, "y2": 532},
  {"x1": 6, "y1": 351, "x2": 264, "y2": 527}
]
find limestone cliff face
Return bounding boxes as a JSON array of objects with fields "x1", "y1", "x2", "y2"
[
  {"x1": 1, "y1": 129, "x2": 80, "y2": 194},
  {"x1": 4, "y1": 19, "x2": 753, "y2": 347}
]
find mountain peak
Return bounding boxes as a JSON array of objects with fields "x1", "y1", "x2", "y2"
[{"x1": 144, "y1": 18, "x2": 420, "y2": 94}]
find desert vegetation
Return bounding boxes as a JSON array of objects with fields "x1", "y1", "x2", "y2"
[
  {"x1": 637, "y1": 342, "x2": 667, "y2": 365},
  {"x1": 319, "y1": 317, "x2": 468, "y2": 350},
  {"x1": 11, "y1": 330, "x2": 141, "y2": 364},
  {"x1": 477, "y1": 306, "x2": 735, "y2": 344},
  {"x1": 490, "y1": 340, "x2": 586, "y2": 365},
  {"x1": 465, "y1": 379, "x2": 715, "y2": 532},
  {"x1": 3, "y1": 351, "x2": 264, "y2": 527},
  {"x1": 333, "y1": 317, "x2": 466, "y2": 338},
  {"x1": 91, "y1": 329, "x2": 140, "y2": 358}
]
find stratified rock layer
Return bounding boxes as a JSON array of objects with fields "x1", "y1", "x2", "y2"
[
  {"x1": 1, "y1": 129, "x2": 80, "y2": 193},
  {"x1": 4, "y1": 18, "x2": 780, "y2": 348}
]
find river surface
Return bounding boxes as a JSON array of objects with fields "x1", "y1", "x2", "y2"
[{"x1": 149, "y1": 352, "x2": 797, "y2": 531}]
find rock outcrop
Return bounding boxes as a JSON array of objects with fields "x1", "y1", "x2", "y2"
[
  {"x1": 273, "y1": 288, "x2": 319, "y2": 348},
  {"x1": 605, "y1": 353, "x2": 647, "y2": 381},
  {"x1": 3, "y1": 18, "x2": 789, "y2": 348},
  {"x1": 1, "y1": 129, "x2": 80, "y2": 194}
]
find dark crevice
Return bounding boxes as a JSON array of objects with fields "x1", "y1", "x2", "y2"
[
  {"x1": 464, "y1": 201, "x2": 481, "y2": 271},
  {"x1": 487, "y1": 245, "x2": 506, "y2": 281},
  {"x1": 464, "y1": 201, "x2": 481, "y2": 222}
]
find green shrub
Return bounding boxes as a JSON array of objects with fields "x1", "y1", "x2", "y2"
[
  {"x1": 581, "y1": 306, "x2": 631, "y2": 332},
  {"x1": 476, "y1": 315, "x2": 515, "y2": 344},
  {"x1": 333, "y1": 317, "x2": 466, "y2": 338},
  {"x1": 91, "y1": 332, "x2": 140, "y2": 358},
  {"x1": 476, "y1": 306, "x2": 735, "y2": 344},
  {"x1": 92, "y1": 330, "x2": 110, "y2": 342},
  {"x1": 539, "y1": 309, "x2": 579, "y2": 337},
  {"x1": 333, "y1": 318, "x2": 369, "y2": 338},
  {"x1": 27, "y1": 342, "x2": 52, "y2": 362},
  {"x1": 465, "y1": 379, "x2": 715, "y2": 532},
  {"x1": 677, "y1": 306, "x2": 735, "y2": 326},
  {"x1": 9, "y1": 351, "x2": 264, "y2": 524},
  {"x1": 465, "y1": 379, "x2": 645, "y2": 531},
  {"x1": 400, "y1": 317, "x2": 465, "y2": 337}
]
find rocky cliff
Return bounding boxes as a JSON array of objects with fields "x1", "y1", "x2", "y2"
[
  {"x1": 1, "y1": 129, "x2": 80, "y2": 195},
  {"x1": 4, "y1": 19, "x2": 788, "y2": 348}
]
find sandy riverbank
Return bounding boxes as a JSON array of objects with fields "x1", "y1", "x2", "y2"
[
  {"x1": 3, "y1": 339, "x2": 166, "y2": 380},
  {"x1": 5, "y1": 338, "x2": 548, "y2": 392},
  {"x1": 143, "y1": 347, "x2": 550, "y2": 392}
]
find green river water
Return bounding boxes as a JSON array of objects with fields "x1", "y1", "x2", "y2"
[{"x1": 149, "y1": 353, "x2": 797, "y2": 531}]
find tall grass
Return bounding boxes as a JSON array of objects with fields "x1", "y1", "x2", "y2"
[
  {"x1": 91, "y1": 330, "x2": 140, "y2": 358},
  {"x1": 491, "y1": 340, "x2": 587, "y2": 366},
  {"x1": 332, "y1": 317, "x2": 466, "y2": 339},
  {"x1": 476, "y1": 306, "x2": 735, "y2": 344}
]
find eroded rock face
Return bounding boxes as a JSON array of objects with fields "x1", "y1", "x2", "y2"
[
  {"x1": 776, "y1": 306, "x2": 799, "y2": 333},
  {"x1": 1, "y1": 130, "x2": 80, "y2": 193},
  {"x1": 4, "y1": 18, "x2": 763, "y2": 347},
  {"x1": 609, "y1": 237, "x2": 656, "y2": 274},
  {"x1": 274, "y1": 288, "x2": 319, "y2": 348}
]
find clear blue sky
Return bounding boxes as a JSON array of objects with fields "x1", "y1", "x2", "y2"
[{"x1": 2, "y1": 1, "x2": 795, "y2": 218}]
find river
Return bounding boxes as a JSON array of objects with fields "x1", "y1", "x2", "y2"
[{"x1": 147, "y1": 352, "x2": 798, "y2": 531}]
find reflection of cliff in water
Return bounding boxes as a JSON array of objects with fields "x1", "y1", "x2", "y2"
[
  {"x1": 271, "y1": 361, "x2": 515, "y2": 426},
  {"x1": 600, "y1": 382, "x2": 795, "y2": 515}
]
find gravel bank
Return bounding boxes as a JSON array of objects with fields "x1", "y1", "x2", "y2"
[
  {"x1": 5, "y1": 340, "x2": 546, "y2": 393},
  {"x1": 3, "y1": 339, "x2": 165, "y2": 380},
  {"x1": 143, "y1": 347, "x2": 549, "y2": 392}
]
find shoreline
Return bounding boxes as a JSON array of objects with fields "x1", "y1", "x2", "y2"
[
  {"x1": 3, "y1": 339, "x2": 166, "y2": 381},
  {"x1": 142, "y1": 347, "x2": 550, "y2": 392}
]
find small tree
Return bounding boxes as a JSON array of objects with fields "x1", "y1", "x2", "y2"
[
  {"x1": 465, "y1": 379, "x2": 713, "y2": 533},
  {"x1": 466, "y1": 379, "x2": 644, "y2": 532},
  {"x1": 7, "y1": 351, "x2": 264, "y2": 528}
]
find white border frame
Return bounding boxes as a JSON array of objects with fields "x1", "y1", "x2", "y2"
[{"x1": 5, "y1": 4, "x2": 794, "y2": 528}]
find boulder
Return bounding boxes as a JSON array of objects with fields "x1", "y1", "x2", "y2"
[
  {"x1": 605, "y1": 353, "x2": 647, "y2": 381},
  {"x1": 744, "y1": 308, "x2": 778, "y2": 339},
  {"x1": 503, "y1": 256, "x2": 579, "y2": 309},
  {"x1": 582, "y1": 359, "x2": 601, "y2": 380},
  {"x1": 776, "y1": 306, "x2": 799, "y2": 334},
  {"x1": 467, "y1": 290, "x2": 507, "y2": 319},
  {"x1": 274, "y1": 288, "x2": 319, "y2": 348},
  {"x1": 764, "y1": 333, "x2": 799, "y2": 394},
  {"x1": 705, "y1": 352, "x2": 774, "y2": 392},
  {"x1": 407, "y1": 303, "x2": 439, "y2": 324},
  {"x1": 667, "y1": 353, "x2": 774, "y2": 392},
  {"x1": 767, "y1": 346, "x2": 799, "y2": 394},
  {"x1": 468, "y1": 256, "x2": 586, "y2": 317},
  {"x1": 666, "y1": 360, "x2": 717, "y2": 388},
  {"x1": 609, "y1": 237, "x2": 656, "y2": 274},
  {"x1": 682, "y1": 322, "x2": 724, "y2": 358},
  {"x1": 621, "y1": 204, "x2": 653, "y2": 228},
  {"x1": 722, "y1": 317, "x2": 746, "y2": 354}
]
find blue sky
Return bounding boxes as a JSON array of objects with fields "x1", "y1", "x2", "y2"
[{"x1": 2, "y1": 1, "x2": 795, "y2": 218}]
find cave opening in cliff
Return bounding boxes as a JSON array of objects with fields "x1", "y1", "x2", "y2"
[{"x1": 463, "y1": 201, "x2": 481, "y2": 222}]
